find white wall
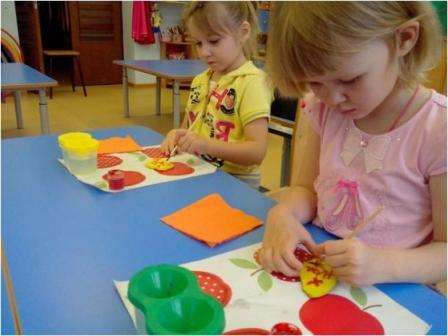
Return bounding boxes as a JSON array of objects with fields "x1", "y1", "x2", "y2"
[
  {"x1": 121, "y1": 1, "x2": 184, "y2": 84},
  {"x1": 1, "y1": 1, "x2": 19, "y2": 42}
]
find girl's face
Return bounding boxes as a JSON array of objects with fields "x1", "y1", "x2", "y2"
[
  {"x1": 188, "y1": 20, "x2": 248, "y2": 75},
  {"x1": 305, "y1": 39, "x2": 400, "y2": 120}
]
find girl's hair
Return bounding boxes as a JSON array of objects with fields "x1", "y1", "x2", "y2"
[
  {"x1": 267, "y1": 2, "x2": 444, "y2": 97},
  {"x1": 183, "y1": 1, "x2": 259, "y2": 58}
]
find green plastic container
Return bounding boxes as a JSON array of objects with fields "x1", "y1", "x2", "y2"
[{"x1": 128, "y1": 264, "x2": 225, "y2": 335}]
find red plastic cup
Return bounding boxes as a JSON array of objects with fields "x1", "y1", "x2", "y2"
[{"x1": 107, "y1": 169, "x2": 125, "y2": 190}]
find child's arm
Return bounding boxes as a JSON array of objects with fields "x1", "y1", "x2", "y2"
[
  {"x1": 260, "y1": 113, "x2": 321, "y2": 276},
  {"x1": 175, "y1": 117, "x2": 268, "y2": 165},
  {"x1": 317, "y1": 173, "x2": 447, "y2": 285}
]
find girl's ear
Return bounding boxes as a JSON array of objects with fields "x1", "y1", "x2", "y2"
[
  {"x1": 238, "y1": 20, "x2": 251, "y2": 43},
  {"x1": 395, "y1": 20, "x2": 420, "y2": 57}
]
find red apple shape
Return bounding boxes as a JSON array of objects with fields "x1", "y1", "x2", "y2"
[
  {"x1": 299, "y1": 294, "x2": 384, "y2": 335},
  {"x1": 223, "y1": 328, "x2": 270, "y2": 335},
  {"x1": 271, "y1": 322, "x2": 302, "y2": 335}
]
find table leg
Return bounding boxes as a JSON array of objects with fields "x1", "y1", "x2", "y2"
[
  {"x1": 172, "y1": 80, "x2": 180, "y2": 128},
  {"x1": 2, "y1": 244, "x2": 23, "y2": 334},
  {"x1": 281, "y1": 136, "x2": 291, "y2": 187},
  {"x1": 38, "y1": 89, "x2": 50, "y2": 134},
  {"x1": 123, "y1": 67, "x2": 130, "y2": 118},
  {"x1": 13, "y1": 91, "x2": 24, "y2": 129},
  {"x1": 156, "y1": 77, "x2": 161, "y2": 116}
]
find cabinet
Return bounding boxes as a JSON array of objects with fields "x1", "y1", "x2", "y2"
[{"x1": 160, "y1": 40, "x2": 197, "y2": 60}]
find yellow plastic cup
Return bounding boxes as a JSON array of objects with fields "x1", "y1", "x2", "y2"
[{"x1": 58, "y1": 132, "x2": 99, "y2": 174}]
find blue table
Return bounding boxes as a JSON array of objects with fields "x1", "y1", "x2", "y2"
[
  {"x1": 113, "y1": 60, "x2": 206, "y2": 127},
  {"x1": 1, "y1": 126, "x2": 446, "y2": 334},
  {"x1": 1, "y1": 63, "x2": 57, "y2": 134}
]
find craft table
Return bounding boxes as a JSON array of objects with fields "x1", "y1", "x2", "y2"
[
  {"x1": 113, "y1": 60, "x2": 206, "y2": 128},
  {"x1": 1, "y1": 126, "x2": 446, "y2": 333},
  {"x1": 1, "y1": 63, "x2": 58, "y2": 134}
]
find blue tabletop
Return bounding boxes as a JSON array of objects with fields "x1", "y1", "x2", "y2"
[
  {"x1": 2, "y1": 273, "x2": 15, "y2": 335},
  {"x1": 1, "y1": 63, "x2": 57, "y2": 90},
  {"x1": 114, "y1": 59, "x2": 207, "y2": 80},
  {"x1": 1, "y1": 126, "x2": 446, "y2": 334}
]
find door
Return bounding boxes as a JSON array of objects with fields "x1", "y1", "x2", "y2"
[
  {"x1": 15, "y1": 1, "x2": 44, "y2": 71},
  {"x1": 68, "y1": 1, "x2": 123, "y2": 85}
]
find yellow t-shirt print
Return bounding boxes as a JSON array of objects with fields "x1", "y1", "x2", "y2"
[{"x1": 185, "y1": 61, "x2": 272, "y2": 175}]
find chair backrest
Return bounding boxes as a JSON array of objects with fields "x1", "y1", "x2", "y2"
[{"x1": 1, "y1": 29, "x2": 24, "y2": 63}]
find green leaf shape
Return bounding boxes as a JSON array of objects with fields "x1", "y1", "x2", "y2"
[
  {"x1": 130, "y1": 152, "x2": 146, "y2": 161},
  {"x1": 187, "y1": 158, "x2": 195, "y2": 165},
  {"x1": 350, "y1": 286, "x2": 367, "y2": 307},
  {"x1": 229, "y1": 258, "x2": 258, "y2": 270},
  {"x1": 94, "y1": 181, "x2": 107, "y2": 189},
  {"x1": 257, "y1": 271, "x2": 273, "y2": 292}
]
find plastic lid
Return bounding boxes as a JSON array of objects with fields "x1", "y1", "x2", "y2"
[
  {"x1": 61, "y1": 137, "x2": 99, "y2": 156},
  {"x1": 58, "y1": 132, "x2": 92, "y2": 147}
]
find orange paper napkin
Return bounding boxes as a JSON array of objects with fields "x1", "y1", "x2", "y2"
[
  {"x1": 98, "y1": 135, "x2": 142, "y2": 154},
  {"x1": 161, "y1": 193, "x2": 263, "y2": 247}
]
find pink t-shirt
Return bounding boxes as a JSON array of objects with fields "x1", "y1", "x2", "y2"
[{"x1": 302, "y1": 90, "x2": 447, "y2": 248}]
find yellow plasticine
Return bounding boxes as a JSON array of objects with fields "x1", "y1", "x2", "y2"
[
  {"x1": 145, "y1": 158, "x2": 174, "y2": 171},
  {"x1": 300, "y1": 258, "x2": 337, "y2": 298}
]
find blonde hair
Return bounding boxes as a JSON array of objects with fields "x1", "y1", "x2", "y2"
[
  {"x1": 183, "y1": 1, "x2": 259, "y2": 58},
  {"x1": 267, "y1": 2, "x2": 444, "y2": 97}
]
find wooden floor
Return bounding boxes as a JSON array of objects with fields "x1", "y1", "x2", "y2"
[{"x1": 1, "y1": 83, "x2": 284, "y2": 191}]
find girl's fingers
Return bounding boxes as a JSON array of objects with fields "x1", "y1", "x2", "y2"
[
  {"x1": 273, "y1": 252, "x2": 298, "y2": 276},
  {"x1": 283, "y1": 245, "x2": 302, "y2": 270},
  {"x1": 324, "y1": 253, "x2": 348, "y2": 268},
  {"x1": 331, "y1": 264, "x2": 352, "y2": 278},
  {"x1": 317, "y1": 240, "x2": 347, "y2": 257},
  {"x1": 260, "y1": 248, "x2": 274, "y2": 273}
]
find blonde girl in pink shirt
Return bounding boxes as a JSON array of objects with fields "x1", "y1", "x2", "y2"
[{"x1": 260, "y1": 2, "x2": 446, "y2": 287}]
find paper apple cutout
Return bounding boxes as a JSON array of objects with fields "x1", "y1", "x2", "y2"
[{"x1": 300, "y1": 294, "x2": 384, "y2": 335}]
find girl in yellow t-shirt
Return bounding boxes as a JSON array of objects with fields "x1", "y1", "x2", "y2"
[{"x1": 160, "y1": 2, "x2": 272, "y2": 188}]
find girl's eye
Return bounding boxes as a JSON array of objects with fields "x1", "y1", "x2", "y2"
[
  {"x1": 340, "y1": 76, "x2": 361, "y2": 85},
  {"x1": 209, "y1": 39, "x2": 219, "y2": 45},
  {"x1": 309, "y1": 82, "x2": 322, "y2": 88},
  {"x1": 196, "y1": 42, "x2": 202, "y2": 47}
]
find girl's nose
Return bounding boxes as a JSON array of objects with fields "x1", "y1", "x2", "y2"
[
  {"x1": 199, "y1": 45, "x2": 211, "y2": 58},
  {"x1": 323, "y1": 87, "x2": 346, "y2": 107}
]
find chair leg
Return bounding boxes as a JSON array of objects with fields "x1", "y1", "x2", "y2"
[
  {"x1": 70, "y1": 56, "x2": 76, "y2": 92},
  {"x1": 75, "y1": 56, "x2": 87, "y2": 97}
]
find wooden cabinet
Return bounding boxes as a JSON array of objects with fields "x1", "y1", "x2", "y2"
[
  {"x1": 426, "y1": 39, "x2": 447, "y2": 95},
  {"x1": 160, "y1": 40, "x2": 197, "y2": 60}
]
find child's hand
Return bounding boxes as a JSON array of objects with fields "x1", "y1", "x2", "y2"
[
  {"x1": 260, "y1": 204, "x2": 317, "y2": 277},
  {"x1": 160, "y1": 129, "x2": 180, "y2": 155},
  {"x1": 315, "y1": 238, "x2": 380, "y2": 286},
  {"x1": 176, "y1": 129, "x2": 209, "y2": 155}
]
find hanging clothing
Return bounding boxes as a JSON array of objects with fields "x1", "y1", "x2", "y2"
[{"x1": 132, "y1": 1, "x2": 155, "y2": 44}]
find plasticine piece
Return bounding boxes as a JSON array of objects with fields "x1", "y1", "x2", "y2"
[
  {"x1": 145, "y1": 158, "x2": 174, "y2": 171},
  {"x1": 300, "y1": 258, "x2": 337, "y2": 298}
]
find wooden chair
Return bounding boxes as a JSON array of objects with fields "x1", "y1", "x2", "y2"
[
  {"x1": 1, "y1": 29, "x2": 25, "y2": 129},
  {"x1": 43, "y1": 49, "x2": 87, "y2": 98},
  {"x1": 266, "y1": 103, "x2": 311, "y2": 200}
]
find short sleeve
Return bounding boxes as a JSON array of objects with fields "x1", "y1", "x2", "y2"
[
  {"x1": 421, "y1": 96, "x2": 447, "y2": 177},
  {"x1": 300, "y1": 92, "x2": 329, "y2": 135},
  {"x1": 238, "y1": 75, "x2": 272, "y2": 127}
]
